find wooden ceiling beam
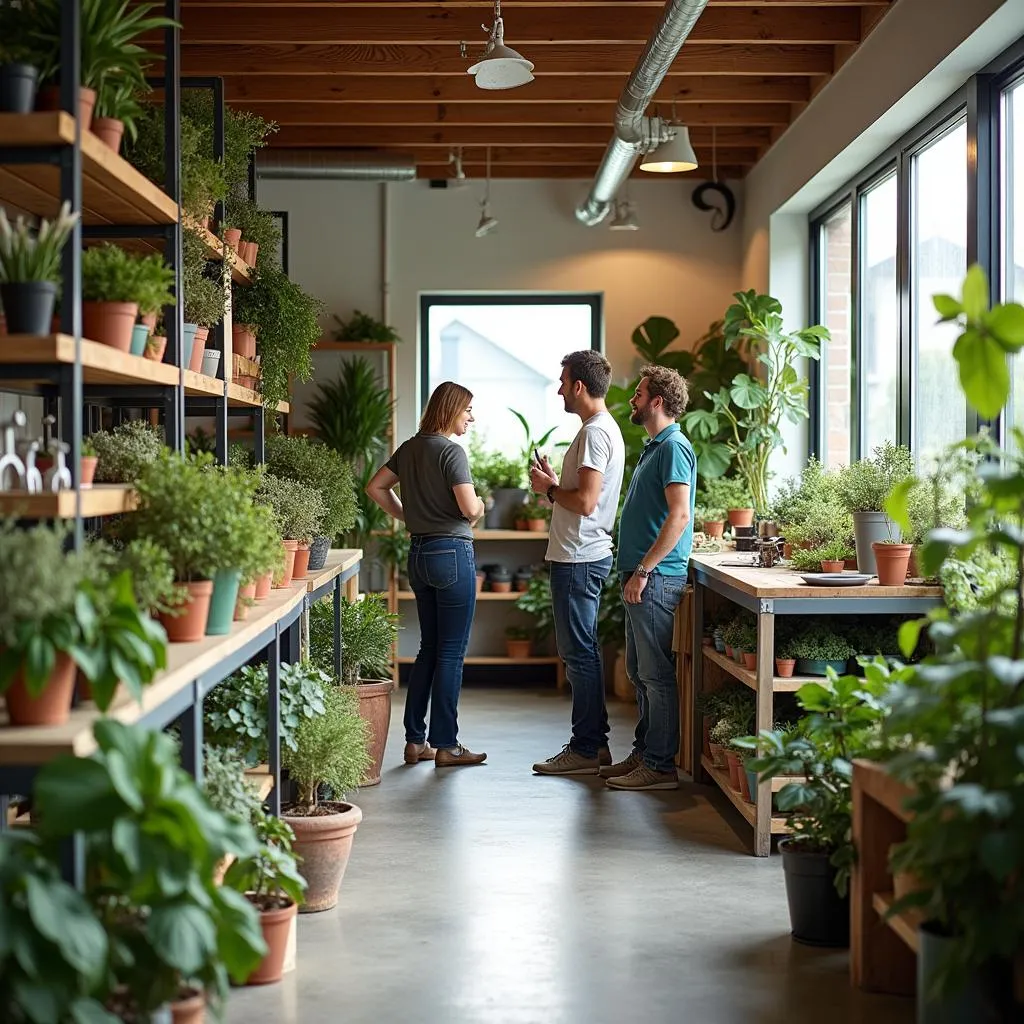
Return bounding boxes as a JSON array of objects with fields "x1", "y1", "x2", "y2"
[
  {"x1": 239, "y1": 101, "x2": 792, "y2": 127},
  {"x1": 178, "y1": 7, "x2": 861, "y2": 45},
  {"x1": 179, "y1": 43, "x2": 837, "y2": 77},
  {"x1": 223, "y1": 74, "x2": 811, "y2": 104}
]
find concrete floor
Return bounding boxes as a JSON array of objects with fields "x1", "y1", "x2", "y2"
[{"x1": 227, "y1": 687, "x2": 914, "y2": 1024}]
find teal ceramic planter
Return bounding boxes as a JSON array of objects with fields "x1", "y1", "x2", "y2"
[
  {"x1": 795, "y1": 657, "x2": 848, "y2": 677},
  {"x1": 129, "y1": 322, "x2": 149, "y2": 356},
  {"x1": 207, "y1": 568, "x2": 242, "y2": 636},
  {"x1": 745, "y1": 768, "x2": 759, "y2": 804}
]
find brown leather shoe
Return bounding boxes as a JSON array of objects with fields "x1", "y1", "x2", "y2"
[
  {"x1": 435, "y1": 744, "x2": 487, "y2": 767},
  {"x1": 403, "y1": 742, "x2": 436, "y2": 764}
]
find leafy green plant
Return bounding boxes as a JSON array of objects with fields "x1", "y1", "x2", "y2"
[
  {"x1": 469, "y1": 434, "x2": 526, "y2": 493},
  {"x1": 81, "y1": 243, "x2": 146, "y2": 303},
  {"x1": 93, "y1": 75, "x2": 144, "y2": 142},
  {"x1": 683, "y1": 291, "x2": 828, "y2": 511},
  {"x1": 514, "y1": 570, "x2": 556, "y2": 643},
  {"x1": 0, "y1": 200, "x2": 78, "y2": 284},
  {"x1": 521, "y1": 497, "x2": 552, "y2": 522},
  {"x1": 224, "y1": 197, "x2": 282, "y2": 270},
  {"x1": 282, "y1": 682, "x2": 371, "y2": 812},
  {"x1": 240, "y1": 500, "x2": 286, "y2": 587},
  {"x1": 789, "y1": 623, "x2": 855, "y2": 662},
  {"x1": 838, "y1": 441, "x2": 914, "y2": 514},
  {"x1": 337, "y1": 594, "x2": 398, "y2": 684},
  {"x1": 255, "y1": 472, "x2": 326, "y2": 543},
  {"x1": 332, "y1": 309, "x2": 400, "y2": 343},
  {"x1": 182, "y1": 226, "x2": 225, "y2": 327},
  {"x1": 90, "y1": 419, "x2": 165, "y2": 483},
  {"x1": 697, "y1": 475, "x2": 753, "y2": 513},
  {"x1": 695, "y1": 682, "x2": 754, "y2": 728},
  {"x1": 131, "y1": 252, "x2": 176, "y2": 318},
  {"x1": 784, "y1": 493, "x2": 852, "y2": 551},
  {"x1": 790, "y1": 536, "x2": 855, "y2": 571},
  {"x1": 693, "y1": 504, "x2": 726, "y2": 525},
  {"x1": 202, "y1": 743, "x2": 264, "y2": 827},
  {"x1": 509, "y1": 407, "x2": 560, "y2": 470},
  {"x1": 505, "y1": 625, "x2": 533, "y2": 641},
  {"x1": 224, "y1": 812, "x2": 306, "y2": 913},
  {"x1": 308, "y1": 356, "x2": 393, "y2": 464}
]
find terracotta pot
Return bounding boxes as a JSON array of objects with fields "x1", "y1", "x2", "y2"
[
  {"x1": 232, "y1": 323, "x2": 257, "y2": 359},
  {"x1": 83, "y1": 300, "x2": 138, "y2": 351},
  {"x1": 351, "y1": 679, "x2": 394, "y2": 785},
  {"x1": 741, "y1": 651, "x2": 756, "y2": 670},
  {"x1": 709, "y1": 742, "x2": 726, "y2": 769},
  {"x1": 245, "y1": 241, "x2": 259, "y2": 265},
  {"x1": 506, "y1": 638, "x2": 533, "y2": 660},
  {"x1": 727, "y1": 508, "x2": 755, "y2": 528},
  {"x1": 702, "y1": 716, "x2": 712, "y2": 759},
  {"x1": 79, "y1": 454, "x2": 97, "y2": 488},
  {"x1": 3, "y1": 651, "x2": 76, "y2": 727},
  {"x1": 223, "y1": 227, "x2": 242, "y2": 249},
  {"x1": 158, "y1": 580, "x2": 214, "y2": 643},
  {"x1": 475, "y1": 572, "x2": 485, "y2": 594},
  {"x1": 169, "y1": 989, "x2": 205, "y2": 1024},
  {"x1": 246, "y1": 899, "x2": 297, "y2": 985},
  {"x1": 844, "y1": 558, "x2": 859, "y2": 570},
  {"x1": 775, "y1": 658, "x2": 796, "y2": 678},
  {"x1": 820, "y1": 560, "x2": 845, "y2": 573},
  {"x1": 145, "y1": 335, "x2": 167, "y2": 362},
  {"x1": 275, "y1": 540, "x2": 299, "y2": 588},
  {"x1": 491, "y1": 580, "x2": 512, "y2": 594},
  {"x1": 36, "y1": 84, "x2": 96, "y2": 128},
  {"x1": 235, "y1": 581, "x2": 257, "y2": 621},
  {"x1": 141, "y1": 312, "x2": 157, "y2": 332},
  {"x1": 872, "y1": 542, "x2": 913, "y2": 587},
  {"x1": 907, "y1": 547, "x2": 920, "y2": 579},
  {"x1": 291, "y1": 543, "x2": 311, "y2": 580},
  {"x1": 783, "y1": 542, "x2": 793, "y2": 559},
  {"x1": 737, "y1": 761, "x2": 752, "y2": 801},
  {"x1": 724, "y1": 750, "x2": 743, "y2": 791},
  {"x1": 703, "y1": 521, "x2": 725, "y2": 539},
  {"x1": 283, "y1": 801, "x2": 362, "y2": 913},
  {"x1": 90, "y1": 116, "x2": 123, "y2": 153},
  {"x1": 724, "y1": 645, "x2": 733, "y2": 659},
  {"x1": 189, "y1": 326, "x2": 209, "y2": 373},
  {"x1": 526, "y1": 519, "x2": 546, "y2": 532},
  {"x1": 254, "y1": 571, "x2": 273, "y2": 600}
]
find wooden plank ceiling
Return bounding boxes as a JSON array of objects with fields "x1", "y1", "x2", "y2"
[{"x1": 177, "y1": 0, "x2": 898, "y2": 180}]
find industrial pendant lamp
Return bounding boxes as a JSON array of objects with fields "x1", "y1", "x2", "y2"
[
  {"x1": 475, "y1": 148, "x2": 498, "y2": 237},
  {"x1": 467, "y1": 0, "x2": 534, "y2": 91},
  {"x1": 609, "y1": 199, "x2": 640, "y2": 231},
  {"x1": 639, "y1": 125, "x2": 699, "y2": 173},
  {"x1": 450, "y1": 147, "x2": 468, "y2": 187}
]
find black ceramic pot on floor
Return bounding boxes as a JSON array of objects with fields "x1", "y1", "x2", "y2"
[{"x1": 780, "y1": 839, "x2": 850, "y2": 947}]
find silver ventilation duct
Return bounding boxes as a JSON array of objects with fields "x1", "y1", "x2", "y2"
[
  {"x1": 255, "y1": 149, "x2": 416, "y2": 182},
  {"x1": 575, "y1": 0, "x2": 711, "y2": 226}
]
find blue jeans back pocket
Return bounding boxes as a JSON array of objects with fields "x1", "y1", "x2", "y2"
[{"x1": 421, "y1": 549, "x2": 458, "y2": 589}]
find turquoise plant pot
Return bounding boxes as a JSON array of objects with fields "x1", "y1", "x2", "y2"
[{"x1": 207, "y1": 568, "x2": 242, "y2": 636}]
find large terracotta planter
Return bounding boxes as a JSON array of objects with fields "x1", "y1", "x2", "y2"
[
  {"x1": 350, "y1": 679, "x2": 394, "y2": 786},
  {"x1": 872, "y1": 542, "x2": 913, "y2": 587},
  {"x1": 4, "y1": 652, "x2": 76, "y2": 727},
  {"x1": 246, "y1": 899, "x2": 297, "y2": 984},
  {"x1": 90, "y1": 116, "x2": 123, "y2": 153},
  {"x1": 727, "y1": 508, "x2": 755, "y2": 528},
  {"x1": 275, "y1": 540, "x2": 299, "y2": 588},
  {"x1": 158, "y1": 580, "x2": 214, "y2": 642},
  {"x1": 254, "y1": 571, "x2": 273, "y2": 601},
  {"x1": 83, "y1": 300, "x2": 138, "y2": 352},
  {"x1": 169, "y1": 989, "x2": 205, "y2": 1024},
  {"x1": 291, "y1": 542, "x2": 312, "y2": 580},
  {"x1": 283, "y1": 801, "x2": 362, "y2": 913}
]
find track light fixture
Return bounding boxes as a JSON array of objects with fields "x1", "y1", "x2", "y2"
[{"x1": 467, "y1": 0, "x2": 534, "y2": 91}]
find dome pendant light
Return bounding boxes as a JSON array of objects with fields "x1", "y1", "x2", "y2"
[
  {"x1": 475, "y1": 147, "x2": 498, "y2": 237},
  {"x1": 639, "y1": 125, "x2": 699, "y2": 173},
  {"x1": 467, "y1": 0, "x2": 534, "y2": 91}
]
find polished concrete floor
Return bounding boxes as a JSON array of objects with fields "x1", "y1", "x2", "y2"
[{"x1": 227, "y1": 687, "x2": 914, "y2": 1024}]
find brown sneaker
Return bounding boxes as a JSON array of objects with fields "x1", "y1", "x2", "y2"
[
  {"x1": 599, "y1": 750, "x2": 643, "y2": 779},
  {"x1": 605, "y1": 764, "x2": 679, "y2": 791},
  {"x1": 435, "y1": 745, "x2": 487, "y2": 767},
  {"x1": 403, "y1": 742, "x2": 436, "y2": 764},
  {"x1": 598, "y1": 746, "x2": 612, "y2": 767},
  {"x1": 533, "y1": 745, "x2": 600, "y2": 776}
]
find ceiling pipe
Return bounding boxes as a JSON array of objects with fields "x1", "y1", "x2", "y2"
[
  {"x1": 255, "y1": 149, "x2": 416, "y2": 182},
  {"x1": 575, "y1": 0, "x2": 711, "y2": 226}
]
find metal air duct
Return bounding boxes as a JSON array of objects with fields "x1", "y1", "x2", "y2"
[
  {"x1": 255, "y1": 149, "x2": 417, "y2": 182},
  {"x1": 575, "y1": 0, "x2": 711, "y2": 226}
]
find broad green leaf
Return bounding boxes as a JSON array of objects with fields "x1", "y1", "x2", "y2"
[
  {"x1": 69, "y1": 999, "x2": 121, "y2": 1024},
  {"x1": 631, "y1": 316, "x2": 680, "y2": 359},
  {"x1": 34, "y1": 757, "x2": 122, "y2": 836},
  {"x1": 898, "y1": 619, "x2": 926, "y2": 659},
  {"x1": 884, "y1": 477, "x2": 916, "y2": 534},
  {"x1": 961, "y1": 263, "x2": 989, "y2": 322},
  {"x1": 953, "y1": 328, "x2": 1009, "y2": 419},
  {"x1": 932, "y1": 293, "x2": 962, "y2": 319},
  {"x1": 148, "y1": 902, "x2": 217, "y2": 975},
  {"x1": 10, "y1": 979, "x2": 60, "y2": 1023},
  {"x1": 986, "y1": 302, "x2": 1024, "y2": 350},
  {"x1": 729, "y1": 374, "x2": 767, "y2": 410},
  {"x1": 24, "y1": 875, "x2": 107, "y2": 981}
]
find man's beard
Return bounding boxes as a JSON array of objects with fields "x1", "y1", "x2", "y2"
[{"x1": 629, "y1": 405, "x2": 647, "y2": 425}]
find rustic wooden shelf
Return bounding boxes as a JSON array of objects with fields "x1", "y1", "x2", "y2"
[
  {"x1": 700, "y1": 755, "x2": 791, "y2": 833},
  {"x1": 0, "y1": 112, "x2": 177, "y2": 226},
  {"x1": 187, "y1": 221, "x2": 253, "y2": 284},
  {"x1": 183, "y1": 369, "x2": 225, "y2": 397},
  {"x1": 473, "y1": 528, "x2": 549, "y2": 540},
  {"x1": 872, "y1": 891, "x2": 923, "y2": 954},
  {"x1": 0, "y1": 484, "x2": 136, "y2": 518},
  {"x1": 245, "y1": 764, "x2": 275, "y2": 802},
  {"x1": 703, "y1": 647, "x2": 819, "y2": 693},
  {"x1": 226, "y1": 380, "x2": 289, "y2": 414}
]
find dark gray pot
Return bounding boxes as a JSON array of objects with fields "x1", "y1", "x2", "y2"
[
  {"x1": 917, "y1": 925, "x2": 1010, "y2": 1024},
  {"x1": 487, "y1": 487, "x2": 528, "y2": 529},
  {"x1": 307, "y1": 534, "x2": 331, "y2": 572},
  {"x1": 853, "y1": 511, "x2": 900, "y2": 575}
]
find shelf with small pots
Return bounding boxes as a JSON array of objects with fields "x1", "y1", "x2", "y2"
[
  {"x1": 0, "y1": 483, "x2": 137, "y2": 519},
  {"x1": 699, "y1": 755, "x2": 792, "y2": 834},
  {"x1": 702, "y1": 646, "x2": 817, "y2": 694},
  {"x1": 186, "y1": 219, "x2": 255, "y2": 285},
  {"x1": 227, "y1": 379, "x2": 290, "y2": 414}
]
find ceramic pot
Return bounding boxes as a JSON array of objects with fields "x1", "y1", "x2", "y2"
[
  {"x1": 873, "y1": 542, "x2": 912, "y2": 586},
  {"x1": 795, "y1": 657, "x2": 848, "y2": 677},
  {"x1": 234, "y1": 581, "x2": 257, "y2": 621},
  {"x1": 223, "y1": 227, "x2": 242, "y2": 249},
  {"x1": 275, "y1": 539, "x2": 299, "y2": 588},
  {"x1": 307, "y1": 535, "x2": 331, "y2": 572},
  {"x1": 79, "y1": 454, "x2": 97, "y2": 488},
  {"x1": 703, "y1": 521, "x2": 725, "y2": 539},
  {"x1": 853, "y1": 511, "x2": 900, "y2": 575},
  {"x1": 349, "y1": 679, "x2": 394, "y2": 785},
  {"x1": 3, "y1": 652, "x2": 76, "y2": 726},
  {"x1": 780, "y1": 839, "x2": 850, "y2": 948},
  {"x1": 741, "y1": 651, "x2": 756, "y2": 670},
  {"x1": 245, "y1": 241, "x2": 259, "y2": 265},
  {"x1": 775, "y1": 658, "x2": 796, "y2": 678},
  {"x1": 207, "y1": 569, "x2": 242, "y2": 636},
  {"x1": 36, "y1": 84, "x2": 95, "y2": 127},
  {"x1": 245, "y1": 900, "x2": 297, "y2": 985},
  {"x1": 201, "y1": 349, "x2": 221, "y2": 378},
  {"x1": 737, "y1": 761, "x2": 752, "y2": 801},
  {"x1": 506, "y1": 638, "x2": 533, "y2": 659},
  {"x1": 0, "y1": 62, "x2": 39, "y2": 113},
  {"x1": 728, "y1": 508, "x2": 755, "y2": 528},
  {"x1": 169, "y1": 989, "x2": 205, "y2": 1024},
  {"x1": 284, "y1": 801, "x2": 362, "y2": 913},
  {"x1": 141, "y1": 312, "x2": 157, "y2": 331},
  {"x1": 526, "y1": 518, "x2": 546, "y2": 532},
  {"x1": 724, "y1": 750, "x2": 743, "y2": 790},
  {"x1": 182, "y1": 323, "x2": 199, "y2": 368},
  {"x1": 82, "y1": 300, "x2": 137, "y2": 351},
  {"x1": 90, "y1": 116, "x2": 123, "y2": 153},
  {"x1": 709, "y1": 742, "x2": 726, "y2": 768},
  {"x1": 291, "y1": 543, "x2": 312, "y2": 580},
  {"x1": 159, "y1": 580, "x2": 214, "y2": 643},
  {"x1": 746, "y1": 767, "x2": 760, "y2": 804},
  {"x1": 145, "y1": 335, "x2": 167, "y2": 362},
  {"x1": 129, "y1": 322, "x2": 149, "y2": 357},
  {"x1": 254, "y1": 571, "x2": 273, "y2": 600},
  {"x1": 189, "y1": 326, "x2": 209, "y2": 372},
  {"x1": 820, "y1": 560, "x2": 845, "y2": 573},
  {"x1": 487, "y1": 487, "x2": 528, "y2": 529},
  {"x1": 0, "y1": 281, "x2": 56, "y2": 335}
]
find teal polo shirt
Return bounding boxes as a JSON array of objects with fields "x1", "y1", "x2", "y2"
[{"x1": 617, "y1": 423, "x2": 697, "y2": 576}]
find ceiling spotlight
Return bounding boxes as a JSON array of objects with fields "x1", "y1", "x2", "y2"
[
  {"x1": 467, "y1": 0, "x2": 534, "y2": 91},
  {"x1": 640, "y1": 126, "x2": 699, "y2": 174},
  {"x1": 609, "y1": 200, "x2": 640, "y2": 231},
  {"x1": 475, "y1": 146, "x2": 498, "y2": 237}
]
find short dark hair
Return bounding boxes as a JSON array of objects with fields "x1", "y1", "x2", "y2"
[
  {"x1": 638, "y1": 364, "x2": 689, "y2": 419},
  {"x1": 561, "y1": 350, "x2": 612, "y2": 398}
]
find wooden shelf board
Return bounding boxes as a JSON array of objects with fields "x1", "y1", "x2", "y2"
[
  {"x1": 183, "y1": 369, "x2": 224, "y2": 397},
  {"x1": 304, "y1": 549, "x2": 362, "y2": 597},
  {"x1": 396, "y1": 655, "x2": 560, "y2": 665},
  {"x1": 397, "y1": 590, "x2": 524, "y2": 601},
  {"x1": 245, "y1": 764, "x2": 275, "y2": 802},
  {"x1": 0, "y1": 484, "x2": 136, "y2": 518},
  {"x1": 0, "y1": 335, "x2": 179, "y2": 388},
  {"x1": 313, "y1": 340, "x2": 397, "y2": 352},
  {"x1": 700, "y1": 755, "x2": 791, "y2": 834},
  {"x1": 0, "y1": 112, "x2": 177, "y2": 226},
  {"x1": 872, "y1": 892, "x2": 922, "y2": 954},
  {"x1": 853, "y1": 760, "x2": 915, "y2": 823},
  {"x1": 187, "y1": 222, "x2": 253, "y2": 284},
  {"x1": 473, "y1": 528, "x2": 549, "y2": 541},
  {"x1": 702, "y1": 647, "x2": 822, "y2": 693},
  {"x1": 226, "y1": 381, "x2": 289, "y2": 414}
]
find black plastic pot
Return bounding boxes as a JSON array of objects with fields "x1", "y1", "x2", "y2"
[
  {"x1": 0, "y1": 63, "x2": 39, "y2": 114},
  {"x1": 0, "y1": 281, "x2": 57, "y2": 336},
  {"x1": 917, "y1": 924, "x2": 1012, "y2": 1024},
  {"x1": 779, "y1": 839, "x2": 850, "y2": 947},
  {"x1": 307, "y1": 535, "x2": 331, "y2": 572}
]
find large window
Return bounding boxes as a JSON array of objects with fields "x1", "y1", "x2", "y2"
[
  {"x1": 420, "y1": 295, "x2": 602, "y2": 457},
  {"x1": 818, "y1": 203, "x2": 853, "y2": 468},
  {"x1": 912, "y1": 122, "x2": 968, "y2": 462}
]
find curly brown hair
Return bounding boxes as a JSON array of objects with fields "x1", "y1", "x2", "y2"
[{"x1": 638, "y1": 364, "x2": 690, "y2": 419}]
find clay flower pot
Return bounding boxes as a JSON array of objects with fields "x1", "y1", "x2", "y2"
[
  {"x1": 506, "y1": 638, "x2": 533, "y2": 659},
  {"x1": 275, "y1": 540, "x2": 299, "y2": 588},
  {"x1": 232, "y1": 323, "x2": 257, "y2": 359},
  {"x1": 169, "y1": 989, "x2": 205, "y2": 1024},
  {"x1": 724, "y1": 750, "x2": 743, "y2": 791},
  {"x1": 83, "y1": 300, "x2": 138, "y2": 352},
  {"x1": 254, "y1": 571, "x2": 273, "y2": 600},
  {"x1": 351, "y1": 678, "x2": 394, "y2": 785},
  {"x1": 79, "y1": 454, "x2": 97, "y2": 488},
  {"x1": 284, "y1": 801, "x2": 362, "y2": 913},
  {"x1": 775, "y1": 658, "x2": 796, "y2": 678},
  {"x1": 144, "y1": 335, "x2": 167, "y2": 362},
  {"x1": 141, "y1": 312, "x2": 157, "y2": 332},
  {"x1": 491, "y1": 580, "x2": 512, "y2": 594},
  {"x1": 245, "y1": 899, "x2": 297, "y2": 985},
  {"x1": 36, "y1": 84, "x2": 96, "y2": 128},
  {"x1": 820, "y1": 560, "x2": 845, "y2": 573},
  {"x1": 223, "y1": 227, "x2": 242, "y2": 249},
  {"x1": 158, "y1": 580, "x2": 214, "y2": 643},
  {"x1": 872, "y1": 542, "x2": 913, "y2": 587},
  {"x1": 709, "y1": 742, "x2": 726, "y2": 768},
  {"x1": 291, "y1": 542, "x2": 312, "y2": 581},
  {"x1": 3, "y1": 651, "x2": 76, "y2": 726},
  {"x1": 703, "y1": 521, "x2": 725, "y2": 539},
  {"x1": 737, "y1": 763, "x2": 752, "y2": 801},
  {"x1": 526, "y1": 518, "x2": 546, "y2": 532},
  {"x1": 189, "y1": 326, "x2": 209, "y2": 373},
  {"x1": 90, "y1": 116, "x2": 123, "y2": 153},
  {"x1": 741, "y1": 651, "x2": 756, "y2": 670},
  {"x1": 235, "y1": 581, "x2": 257, "y2": 621},
  {"x1": 727, "y1": 508, "x2": 755, "y2": 528}
]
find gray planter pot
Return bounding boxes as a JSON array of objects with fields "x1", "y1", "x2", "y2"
[
  {"x1": 307, "y1": 534, "x2": 331, "y2": 572},
  {"x1": 917, "y1": 924, "x2": 1009, "y2": 1024},
  {"x1": 486, "y1": 487, "x2": 528, "y2": 529},
  {"x1": 853, "y1": 511, "x2": 900, "y2": 575}
]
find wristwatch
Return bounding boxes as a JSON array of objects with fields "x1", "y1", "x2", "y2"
[
  {"x1": 635, "y1": 564, "x2": 651, "y2": 579},
  {"x1": 546, "y1": 484, "x2": 556, "y2": 504}
]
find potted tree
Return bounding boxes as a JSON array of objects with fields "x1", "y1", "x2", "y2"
[
  {"x1": 281, "y1": 680, "x2": 371, "y2": 912},
  {"x1": 0, "y1": 201, "x2": 78, "y2": 334},
  {"x1": 338, "y1": 594, "x2": 399, "y2": 785},
  {"x1": 255, "y1": 472, "x2": 327, "y2": 585}
]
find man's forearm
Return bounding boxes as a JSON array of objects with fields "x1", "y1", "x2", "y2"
[
  {"x1": 640, "y1": 514, "x2": 689, "y2": 570},
  {"x1": 549, "y1": 484, "x2": 597, "y2": 517}
]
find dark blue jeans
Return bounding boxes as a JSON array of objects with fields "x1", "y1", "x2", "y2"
[
  {"x1": 405, "y1": 535, "x2": 476, "y2": 749},
  {"x1": 549, "y1": 556, "x2": 613, "y2": 758}
]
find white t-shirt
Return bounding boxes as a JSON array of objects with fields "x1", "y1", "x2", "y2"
[{"x1": 546, "y1": 410, "x2": 625, "y2": 563}]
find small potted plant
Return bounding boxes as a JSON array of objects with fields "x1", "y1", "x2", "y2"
[
  {"x1": 0, "y1": 201, "x2": 78, "y2": 334},
  {"x1": 709, "y1": 717, "x2": 736, "y2": 773},
  {"x1": 81, "y1": 242, "x2": 147, "y2": 351},
  {"x1": 816, "y1": 537, "x2": 855, "y2": 574},
  {"x1": 790, "y1": 624, "x2": 855, "y2": 677},
  {"x1": 0, "y1": 19, "x2": 42, "y2": 113},
  {"x1": 79, "y1": 435, "x2": 98, "y2": 487},
  {"x1": 695, "y1": 504, "x2": 726, "y2": 539},
  {"x1": 699, "y1": 476, "x2": 755, "y2": 529},
  {"x1": 281, "y1": 679, "x2": 371, "y2": 913},
  {"x1": 145, "y1": 314, "x2": 167, "y2": 361},
  {"x1": 489, "y1": 566, "x2": 513, "y2": 593},
  {"x1": 236, "y1": 502, "x2": 285, "y2": 620},
  {"x1": 332, "y1": 309, "x2": 401, "y2": 343},
  {"x1": 735, "y1": 622, "x2": 758, "y2": 670},
  {"x1": 90, "y1": 418, "x2": 164, "y2": 483},
  {"x1": 91, "y1": 76, "x2": 143, "y2": 154},
  {"x1": 256, "y1": 472, "x2": 327, "y2": 585},
  {"x1": 775, "y1": 645, "x2": 796, "y2": 678},
  {"x1": 505, "y1": 625, "x2": 534, "y2": 659},
  {"x1": 871, "y1": 516, "x2": 914, "y2": 587},
  {"x1": 114, "y1": 536, "x2": 185, "y2": 621},
  {"x1": 521, "y1": 496, "x2": 551, "y2": 532}
]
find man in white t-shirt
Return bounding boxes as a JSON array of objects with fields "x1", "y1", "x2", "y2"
[{"x1": 528, "y1": 350, "x2": 625, "y2": 775}]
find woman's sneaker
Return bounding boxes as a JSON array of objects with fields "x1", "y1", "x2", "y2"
[{"x1": 435, "y1": 745, "x2": 487, "y2": 767}]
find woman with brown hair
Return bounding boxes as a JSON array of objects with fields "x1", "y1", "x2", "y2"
[{"x1": 365, "y1": 381, "x2": 488, "y2": 768}]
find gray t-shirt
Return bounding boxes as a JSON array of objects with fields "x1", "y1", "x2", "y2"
[
  {"x1": 385, "y1": 433, "x2": 474, "y2": 539},
  {"x1": 546, "y1": 410, "x2": 625, "y2": 563}
]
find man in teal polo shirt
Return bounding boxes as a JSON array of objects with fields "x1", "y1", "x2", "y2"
[{"x1": 602, "y1": 364, "x2": 696, "y2": 791}]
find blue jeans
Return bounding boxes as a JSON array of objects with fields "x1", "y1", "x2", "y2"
[
  {"x1": 549, "y1": 556, "x2": 613, "y2": 758},
  {"x1": 405, "y1": 535, "x2": 476, "y2": 749},
  {"x1": 623, "y1": 572, "x2": 687, "y2": 772}
]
